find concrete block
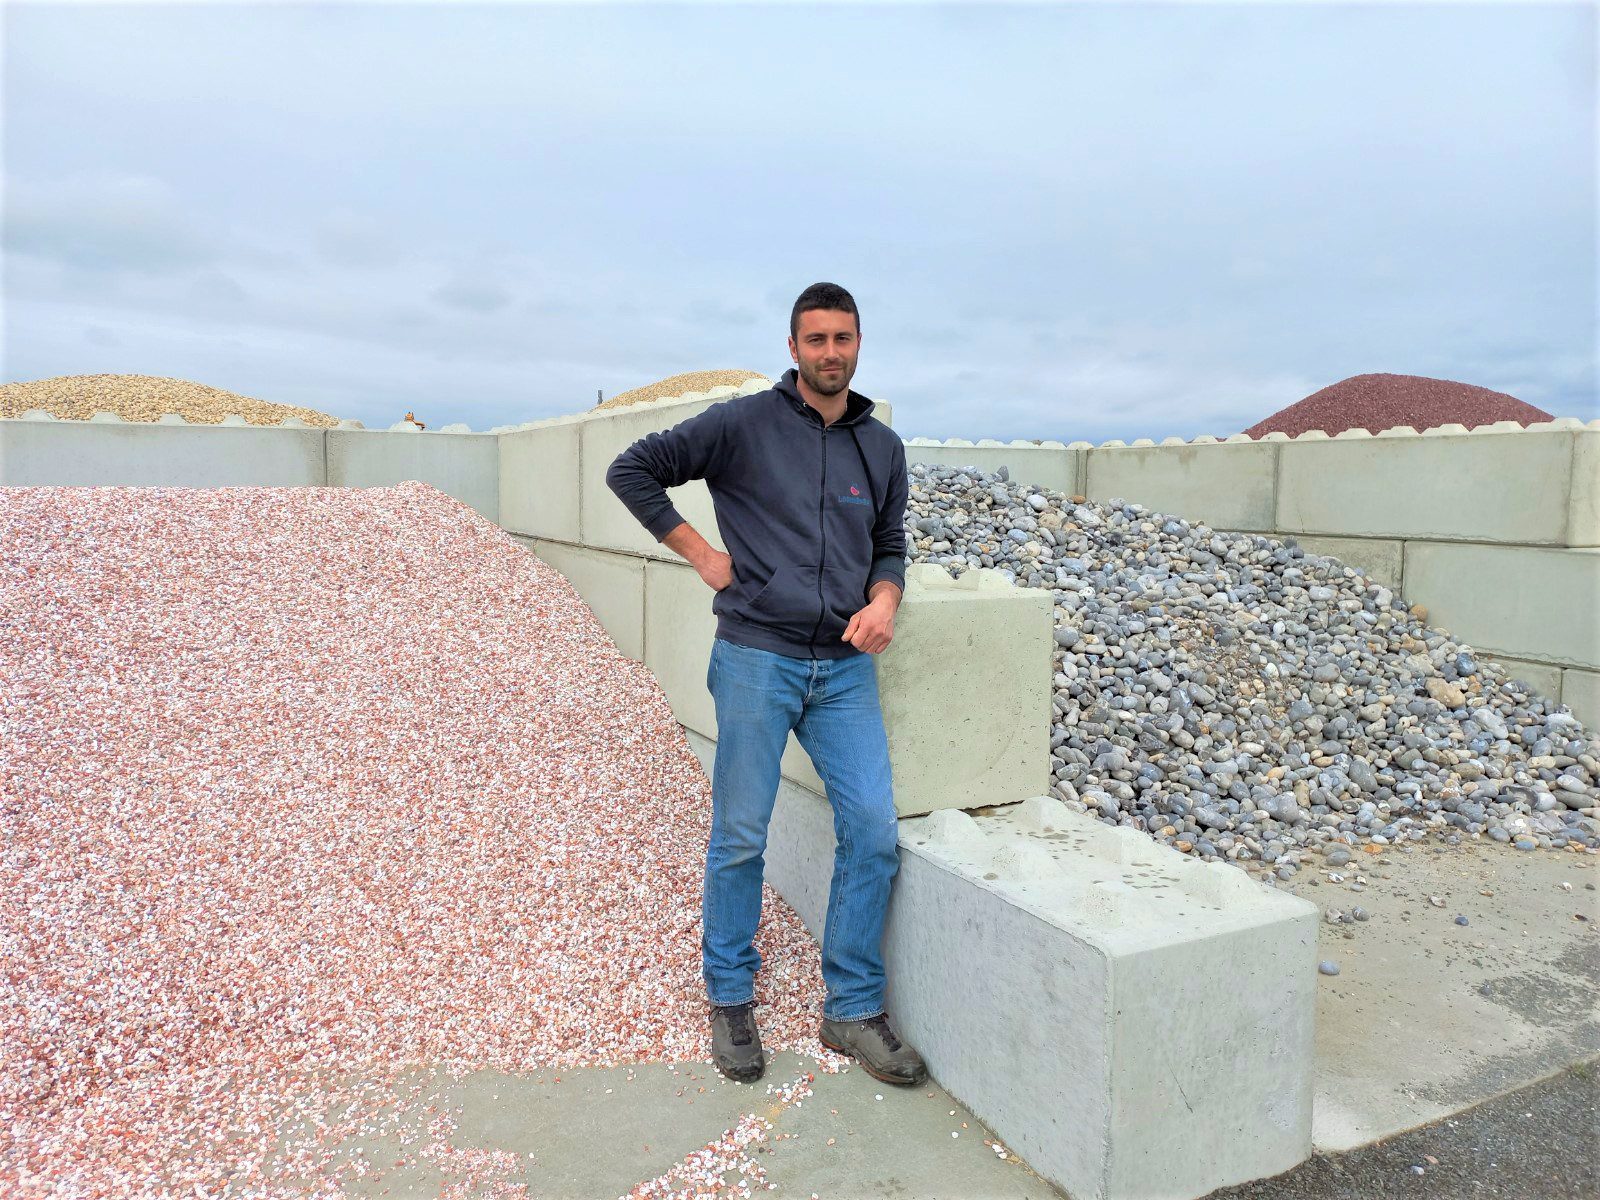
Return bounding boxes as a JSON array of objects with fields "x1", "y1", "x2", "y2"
[
  {"x1": 1284, "y1": 534, "x2": 1404, "y2": 590},
  {"x1": 879, "y1": 564, "x2": 1052, "y2": 815},
  {"x1": 529, "y1": 540, "x2": 646, "y2": 662},
  {"x1": 1402, "y1": 543, "x2": 1600, "y2": 669},
  {"x1": 1086, "y1": 440, "x2": 1278, "y2": 532},
  {"x1": 1278, "y1": 430, "x2": 1575, "y2": 544},
  {"x1": 1560, "y1": 668, "x2": 1600, "y2": 729},
  {"x1": 706, "y1": 731, "x2": 1318, "y2": 1200},
  {"x1": 498, "y1": 417, "x2": 582, "y2": 541},
  {"x1": 325, "y1": 429, "x2": 498, "y2": 521},
  {"x1": 1482, "y1": 655, "x2": 1564, "y2": 704},
  {"x1": 903, "y1": 440, "x2": 1080, "y2": 494},
  {"x1": 0, "y1": 417, "x2": 326, "y2": 487},
  {"x1": 1569, "y1": 430, "x2": 1600, "y2": 546},
  {"x1": 580, "y1": 397, "x2": 728, "y2": 559},
  {"x1": 642, "y1": 558, "x2": 721, "y2": 739}
]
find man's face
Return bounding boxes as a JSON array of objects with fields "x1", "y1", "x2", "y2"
[{"x1": 788, "y1": 308, "x2": 861, "y2": 399}]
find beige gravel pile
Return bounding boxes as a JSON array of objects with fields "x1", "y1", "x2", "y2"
[
  {"x1": 0, "y1": 374, "x2": 341, "y2": 427},
  {"x1": 596, "y1": 370, "x2": 769, "y2": 412}
]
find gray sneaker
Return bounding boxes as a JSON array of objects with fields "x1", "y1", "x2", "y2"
[
  {"x1": 819, "y1": 1011, "x2": 927, "y2": 1086},
  {"x1": 709, "y1": 1002, "x2": 765, "y2": 1083}
]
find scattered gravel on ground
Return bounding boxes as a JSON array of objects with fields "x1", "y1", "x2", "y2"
[
  {"x1": 0, "y1": 373, "x2": 342, "y2": 426},
  {"x1": 1240, "y1": 373, "x2": 1555, "y2": 439},
  {"x1": 596, "y1": 371, "x2": 768, "y2": 412},
  {"x1": 905, "y1": 462, "x2": 1600, "y2": 879},
  {"x1": 0, "y1": 481, "x2": 836, "y2": 1197}
]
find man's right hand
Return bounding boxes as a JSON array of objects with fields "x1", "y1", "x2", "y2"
[
  {"x1": 698, "y1": 550, "x2": 734, "y2": 592},
  {"x1": 662, "y1": 521, "x2": 734, "y2": 591}
]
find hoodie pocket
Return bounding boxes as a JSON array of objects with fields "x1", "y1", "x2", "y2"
[{"x1": 744, "y1": 564, "x2": 821, "y2": 628}]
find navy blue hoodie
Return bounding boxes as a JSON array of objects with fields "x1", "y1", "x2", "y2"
[{"x1": 605, "y1": 368, "x2": 908, "y2": 660}]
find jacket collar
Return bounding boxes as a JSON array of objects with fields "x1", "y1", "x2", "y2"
[{"x1": 775, "y1": 367, "x2": 875, "y2": 428}]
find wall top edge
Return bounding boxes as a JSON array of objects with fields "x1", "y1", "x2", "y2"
[
  {"x1": 898, "y1": 419, "x2": 1597, "y2": 452},
  {"x1": 0, "y1": 412, "x2": 499, "y2": 433}
]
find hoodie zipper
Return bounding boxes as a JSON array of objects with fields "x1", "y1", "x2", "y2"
[{"x1": 808, "y1": 423, "x2": 828, "y2": 656}]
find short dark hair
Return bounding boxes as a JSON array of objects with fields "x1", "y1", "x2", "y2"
[{"x1": 790, "y1": 282, "x2": 860, "y2": 340}]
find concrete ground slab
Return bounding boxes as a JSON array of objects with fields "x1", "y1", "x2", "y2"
[
  {"x1": 1278, "y1": 840, "x2": 1599, "y2": 1153},
  {"x1": 313, "y1": 1052, "x2": 1061, "y2": 1198}
]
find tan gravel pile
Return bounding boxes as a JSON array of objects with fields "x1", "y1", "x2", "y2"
[
  {"x1": 596, "y1": 369, "x2": 769, "y2": 412},
  {"x1": 0, "y1": 373, "x2": 341, "y2": 427}
]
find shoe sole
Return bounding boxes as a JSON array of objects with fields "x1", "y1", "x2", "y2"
[
  {"x1": 818, "y1": 1032, "x2": 927, "y2": 1087},
  {"x1": 712, "y1": 1054, "x2": 766, "y2": 1084}
]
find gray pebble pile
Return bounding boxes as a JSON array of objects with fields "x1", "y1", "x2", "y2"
[{"x1": 903, "y1": 463, "x2": 1600, "y2": 879}]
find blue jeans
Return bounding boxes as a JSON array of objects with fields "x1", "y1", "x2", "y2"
[{"x1": 702, "y1": 637, "x2": 900, "y2": 1022}]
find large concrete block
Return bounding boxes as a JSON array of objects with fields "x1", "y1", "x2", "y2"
[
  {"x1": 1278, "y1": 429, "x2": 1574, "y2": 544},
  {"x1": 1087, "y1": 440, "x2": 1277, "y2": 532},
  {"x1": 0, "y1": 416, "x2": 326, "y2": 487},
  {"x1": 879, "y1": 565, "x2": 1053, "y2": 815},
  {"x1": 697, "y1": 739, "x2": 1319, "y2": 1200},
  {"x1": 1402, "y1": 542, "x2": 1600, "y2": 669},
  {"x1": 498, "y1": 417, "x2": 581, "y2": 540},
  {"x1": 903, "y1": 439, "x2": 1080, "y2": 494},
  {"x1": 529, "y1": 539, "x2": 645, "y2": 662},
  {"x1": 326, "y1": 429, "x2": 499, "y2": 520},
  {"x1": 1560, "y1": 668, "x2": 1600, "y2": 730},
  {"x1": 1284, "y1": 534, "x2": 1404, "y2": 590},
  {"x1": 580, "y1": 397, "x2": 728, "y2": 559}
]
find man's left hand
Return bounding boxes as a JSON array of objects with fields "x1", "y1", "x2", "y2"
[{"x1": 842, "y1": 595, "x2": 896, "y2": 654}]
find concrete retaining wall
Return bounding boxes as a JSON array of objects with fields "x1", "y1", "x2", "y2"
[
  {"x1": 905, "y1": 418, "x2": 1600, "y2": 724},
  {"x1": 0, "y1": 411, "x2": 500, "y2": 521}
]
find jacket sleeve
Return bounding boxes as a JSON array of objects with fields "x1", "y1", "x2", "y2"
[
  {"x1": 867, "y1": 437, "x2": 909, "y2": 594},
  {"x1": 604, "y1": 402, "x2": 731, "y2": 542}
]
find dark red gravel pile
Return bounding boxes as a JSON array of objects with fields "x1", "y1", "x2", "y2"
[{"x1": 1241, "y1": 373, "x2": 1554, "y2": 439}]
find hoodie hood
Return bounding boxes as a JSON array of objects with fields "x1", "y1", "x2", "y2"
[{"x1": 774, "y1": 367, "x2": 876, "y2": 427}]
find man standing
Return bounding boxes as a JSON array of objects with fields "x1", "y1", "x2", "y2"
[{"x1": 605, "y1": 282, "x2": 926, "y2": 1087}]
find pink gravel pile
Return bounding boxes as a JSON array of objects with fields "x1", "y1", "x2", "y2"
[
  {"x1": 1240, "y1": 372, "x2": 1555, "y2": 439},
  {"x1": 0, "y1": 482, "x2": 827, "y2": 1196}
]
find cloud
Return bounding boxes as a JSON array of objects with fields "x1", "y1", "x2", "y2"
[
  {"x1": 3, "y1": 173, "x2": 218, "y2": 275},
  {"x1": 430, "y1": 275, "x2": 513, "y2": 313}
]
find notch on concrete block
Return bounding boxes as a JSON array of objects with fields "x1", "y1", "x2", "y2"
[
  {"x1": 1110, "y1": 824, "x2": 1166, "y2": 868},
  {"x1": 1013, "y1": 795, "x2": 1071, "y2": 832},
  {"x1": 220, "y1": 415, "x2": 250, "y2": 426},
  {"x1": 915, "y1": 809, "x2": 991, "y2": 859},
  {"x1": 18, "y1": 409, "x2": 57, "y2": 421},
  {"x1": 89, "y1": 411, "x2": 125, "y2": 423},
  {"x1": 1183, "y1": 859, "x2": 1265, "y2": 907}
]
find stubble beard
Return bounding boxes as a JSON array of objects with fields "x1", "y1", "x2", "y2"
[{"x1": 800, "y1": 359, "x2": 854, "y2": 399}]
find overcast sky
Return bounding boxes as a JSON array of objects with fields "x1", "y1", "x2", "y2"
[{"x1": 3, "y1": 1, "x2": 1594, "y2": 441}]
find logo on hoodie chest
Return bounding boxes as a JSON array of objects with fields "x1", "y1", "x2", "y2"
[{"x1": 834, "y1": 483, "x2": 872, "y2": 507}]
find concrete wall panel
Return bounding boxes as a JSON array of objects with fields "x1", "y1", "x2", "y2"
[
  {"x1": 498, "y1": 419, "x2": 581, "y2": 540},
  {"x1": 325, "y1": 429, "x2": 498, "y2": 520},
  {"x1": 1402, "y1": 543, "x2": 1600, "y2": 669},
  {"x1": 1088, "y1": 441, "x2": 1278, "y2": 532},
  {"x1": 528, "y1": 539, "x2": 646, "y2": 662},
  {"x1": 1484, "y1": 655, "x2": 1565, "y2": 703},
  {"x1": 0, "y1": 417, "x2": 326, "y2": 487},
  {"x1": 1569, "y1": 430, "x2": 1600, "y2": 547},
  {"x1": 1279, "y1": 431, "x2": 1573, "y2": 544},
  {"x1": 1560, "y1": 668, "x2": 1600, "y2": 730},
  {"x1": 1284, "y1": 535, "x2": 1404, "y2": 590},
  {"x1": 580, "y1": 398, "x2": 727, "y2": 559}
]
